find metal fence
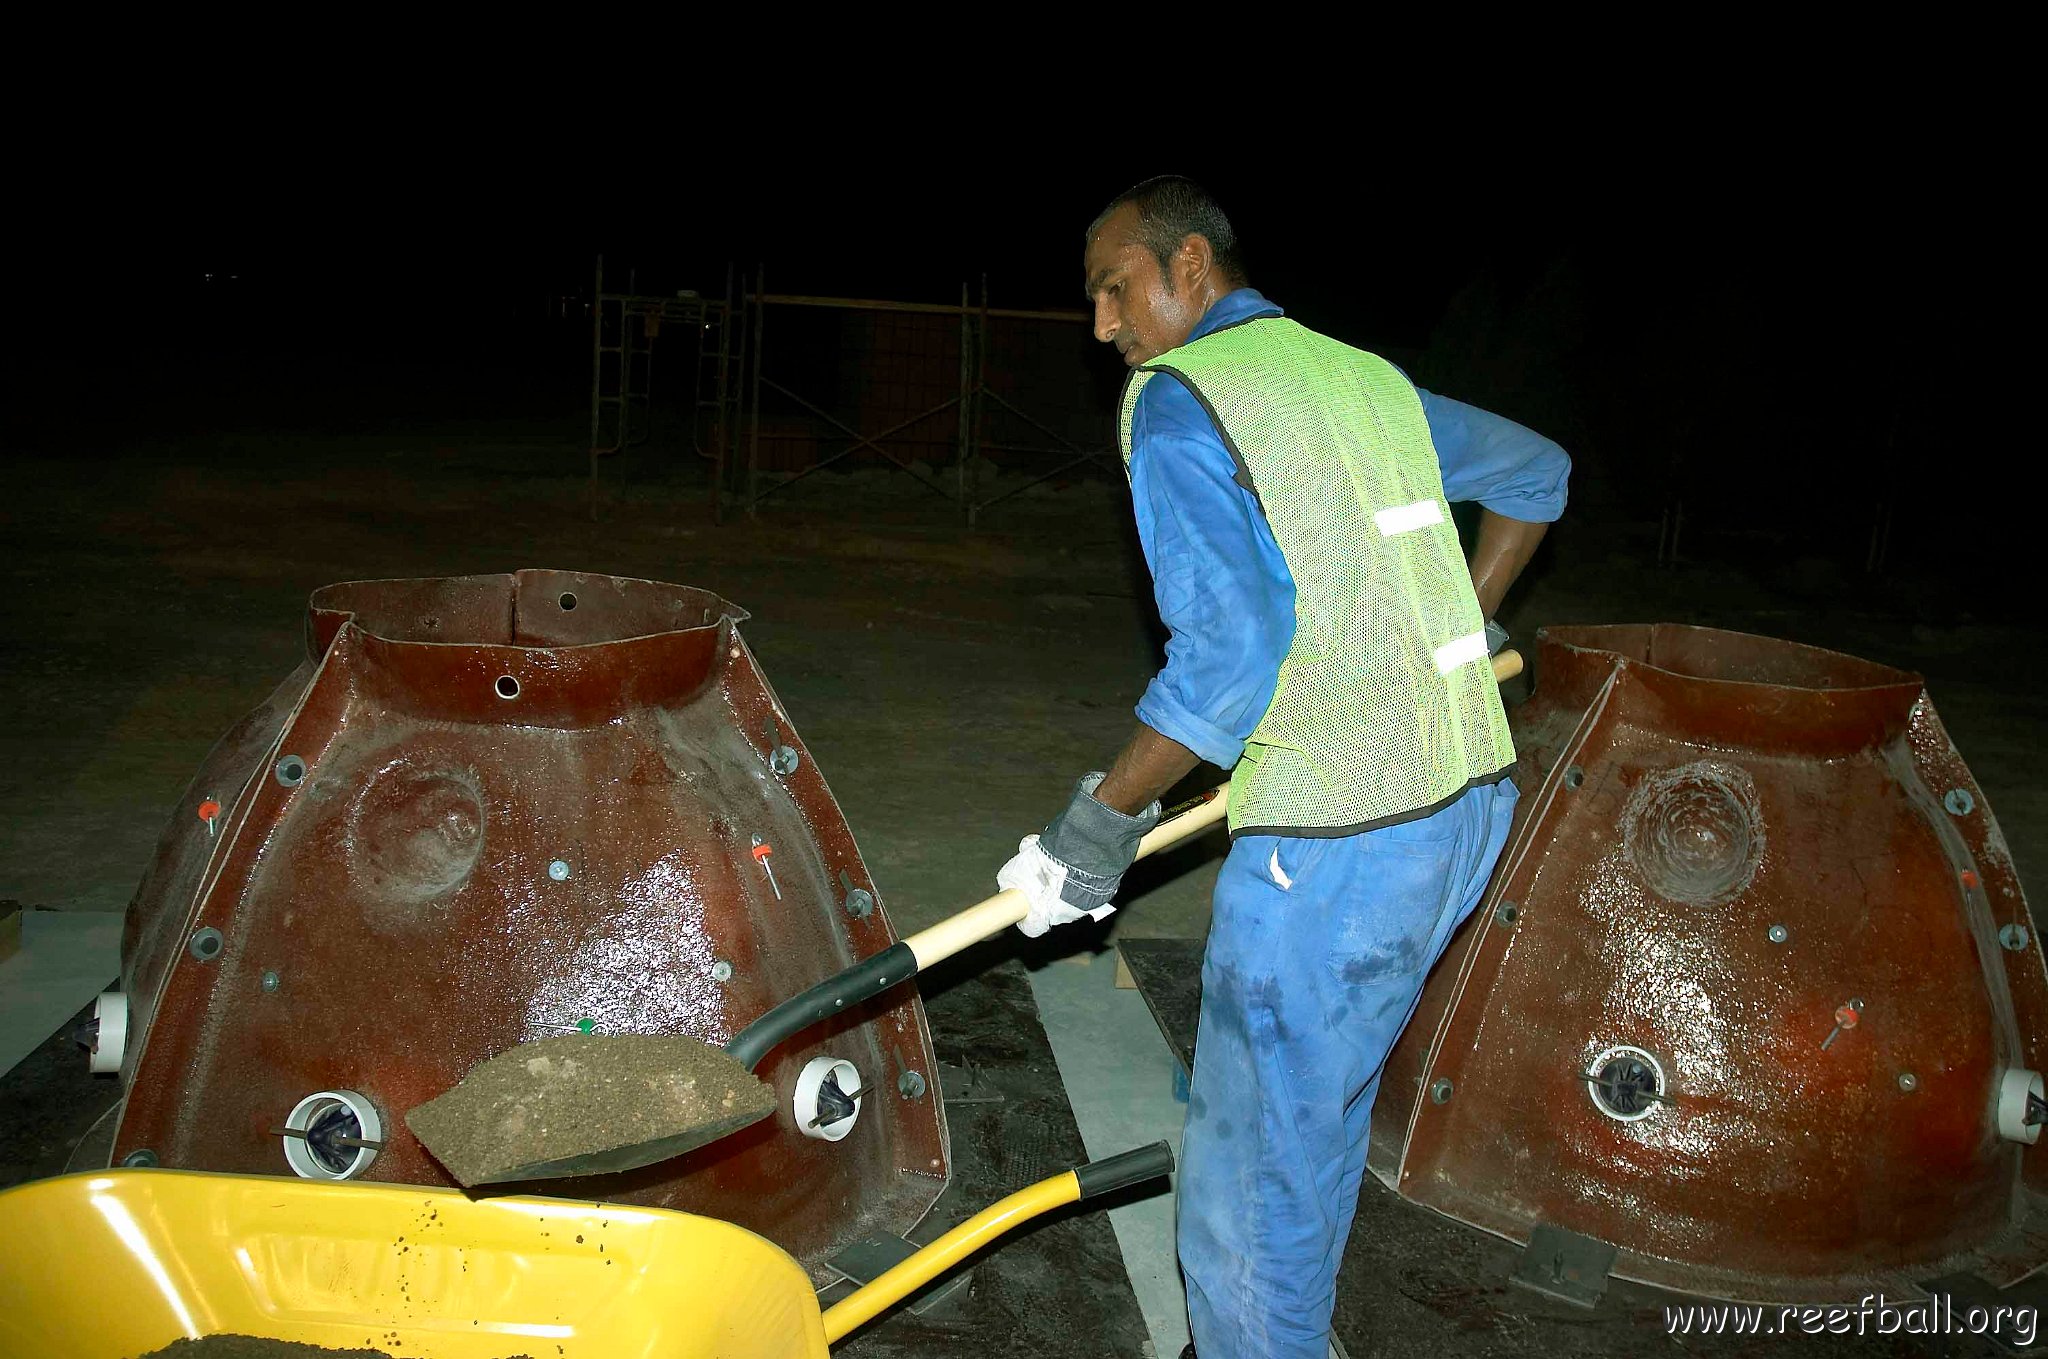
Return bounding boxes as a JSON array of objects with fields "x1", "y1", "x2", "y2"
[{"x1": 588, "y1": 268, "x2": 1121, "y2": 524}]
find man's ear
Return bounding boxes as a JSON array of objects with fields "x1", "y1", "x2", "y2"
[{"x1": 1174, "y1": 233, "x2": 1215, "y2": 295}]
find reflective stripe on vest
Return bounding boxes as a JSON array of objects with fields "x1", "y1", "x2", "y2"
[{"x1": 1119, "y1": 315, "x2": 1515, "y2": 837}]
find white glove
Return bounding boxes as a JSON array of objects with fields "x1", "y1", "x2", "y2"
[{"x1": 999, "y1": 833, "x2": 1119, "y2": 938}]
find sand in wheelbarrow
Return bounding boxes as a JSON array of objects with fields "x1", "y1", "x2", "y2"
[
  {"x1": 133, "y1": 1339, "x2": 535, "y2": 1357},
  {"x1": 406, "y1": 1033, "x2": 777, "y2": 1185}
]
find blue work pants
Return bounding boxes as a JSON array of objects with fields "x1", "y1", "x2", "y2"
[{"x1": 1178, "y1": 780, "x2": 1518, "y2": 1358}]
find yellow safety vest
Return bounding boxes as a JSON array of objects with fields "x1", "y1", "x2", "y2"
[{"x1": 1121, "y1": 315, "x2": 1514, "y2": 836}]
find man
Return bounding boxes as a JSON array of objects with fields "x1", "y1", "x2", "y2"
[{"x1": 996, "y1": 178, "x2": 1569, "y2": 1358}]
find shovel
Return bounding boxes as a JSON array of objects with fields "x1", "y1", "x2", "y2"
[
  {"x1": 408, "y1": 649, "x2": 1523, "y2": 1186},
  {"x1": 407, "y1": 784, "x2": 1230, "y2": 1186}
]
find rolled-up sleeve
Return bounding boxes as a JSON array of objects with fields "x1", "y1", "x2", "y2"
[
  {"x1": 1420, "y1": 389, "x2": 1571, "y2": 523},
  {"x1": 1126, "y1": 376, "x2": 1295, "y2": 769}
]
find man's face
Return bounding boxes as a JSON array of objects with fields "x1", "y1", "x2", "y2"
[{"x1": 1085, "y1": 203, "x2": 1204, "y2": 367}]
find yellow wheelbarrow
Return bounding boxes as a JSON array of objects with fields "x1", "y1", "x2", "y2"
[{"x1": 0, "y1": 1142, "x2": 1171, "y2": 1358}]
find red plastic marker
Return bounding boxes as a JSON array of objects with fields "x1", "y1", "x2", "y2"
[
  {"x1": 1822, "y1": 998, "x2": 1864, "y2": 1050},
  {"x1": 751, "y1": 837, "x2": 782, "y2": 900},
  {"x1": 197, "y1": 797, "x2": 222, "y2": 839}
]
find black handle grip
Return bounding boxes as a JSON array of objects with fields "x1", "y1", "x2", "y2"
[
  {"x1": 1073, "y1": 1141, "x2": 1175, "y2": 1200},
  {"x1": 725, "y1": 941, "x2": 918, "y2": 1073}
]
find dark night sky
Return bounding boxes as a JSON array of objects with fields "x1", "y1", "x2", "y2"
[
  {"x1": 31, "y1": 119, "x2": 2006, "y2": 336},
  {"x1": 10, "y1": 108, "x2": 2020, "y2": 569},
  {"x1": 23, "y1": 163, "x2": 1847, "y2": 320}
]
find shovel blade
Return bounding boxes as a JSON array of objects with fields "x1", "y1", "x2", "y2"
[
  {"x1": 407, "y1": 1033, "x2": 779, "y2": 1188},
  {"x1": 458, "y1": 1112, "x2": 775, "y2": 1184}
]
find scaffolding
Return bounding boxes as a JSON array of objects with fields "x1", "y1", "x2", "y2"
[
  {"x1": 588, "y1": 265, "x2": 1113, "y2": 523},
  {"x1": 586, "y1": 257, "x2": 743, "y2": 519},
  {"x1": 726, "y1": 275, "x2": 1112, "y2": 523},
  {"x1": 590, "y1": 262, "x2": 1919, "y2": 572}
]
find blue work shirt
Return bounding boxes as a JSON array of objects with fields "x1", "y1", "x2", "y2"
[{"x1": 1128, "y1": 288, "x2": 1571, "y2": 769}]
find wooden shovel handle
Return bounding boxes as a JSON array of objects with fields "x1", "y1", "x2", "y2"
[
  {"x1": 902, "y1": 648, "x2": 1522, "y2": 969},
  {"x1": 900, "y1": 786, "x2": 1226, "y2": 967}
]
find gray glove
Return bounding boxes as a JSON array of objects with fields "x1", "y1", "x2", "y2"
[
  {"x1": 998, "y1": 773, "x2": 1162, "y2": 936},
  {"x1": 1040, "y1": 772, "x2": 1162, "y2": 911}
]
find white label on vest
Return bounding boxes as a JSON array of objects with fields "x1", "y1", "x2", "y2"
[
  {"x1": 1373, "y1": 499, "x2": 1445, "y2": 536},
  {"x1": 1434, "y1": 630, "x2": 1490, "y2": 675}
]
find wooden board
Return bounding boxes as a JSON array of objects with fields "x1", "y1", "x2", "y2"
[{"x1": 1113, "y1": 936, "x2": 1206, "y2": 1079}]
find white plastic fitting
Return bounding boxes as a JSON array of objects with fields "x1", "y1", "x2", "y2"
[
  {"x1": 1584, "y1": 1044, "x2": 1666, "y2": 1123},
  {"x1": 793, "y1": 1056, "x2": 864, "y2": 1142},
  {"x1": 1998, "y1": 1068, "x2": 2044, "y2": 1144},
  {"x1": 88, "y1": 992, "x2": 127, "y2": 1075},
  {"x1": 281, "y1": 1089, "x2": 383, "y2": 1180}
]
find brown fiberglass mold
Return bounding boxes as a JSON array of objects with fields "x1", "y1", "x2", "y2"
[
  {"x1": 1371, "y1": 624, "x2": 2048, "y2": 1302},
  {"x1": 108, "y1": 571, "x2": 947, "y2": 1275}
]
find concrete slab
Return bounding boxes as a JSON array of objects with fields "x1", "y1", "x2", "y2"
[
  {"x1": 0, "y1": 910, "x2": 121, "y2": 1079},
  {"x1": 1028, "y1": 947, "x2": 1194, "y2": 1359}
]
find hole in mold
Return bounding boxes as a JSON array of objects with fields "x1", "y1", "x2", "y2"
[
  {"x1": 301, "y1": 1098, "x2": 363, "y2": 1176},
  {"x1": 496, "y1": 675, "x2": 521, "y2": 700},
  {"x1": 559, "y1": 592, "x2": 578, "y2": 611},
  {"x1": 1586, "y1": 1045, "x2": 1666, "y2": 1121}
]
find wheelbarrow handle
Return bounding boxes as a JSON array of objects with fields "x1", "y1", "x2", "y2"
[
  {"x1": 820, "y1": 1141, "x2": 1174, "y2": 1344},
  {"x1": 1074, "y1": 1140, "x2": 1176, "y2": 1200}
]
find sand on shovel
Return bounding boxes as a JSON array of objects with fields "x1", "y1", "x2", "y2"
[{"x1": 407, "y1": 1033, "x2": 778, "y2": 1185}]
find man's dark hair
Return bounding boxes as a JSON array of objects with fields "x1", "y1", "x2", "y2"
[{"x1": 1088, "y1": 176, "x2": 1248, "y2": 286}]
